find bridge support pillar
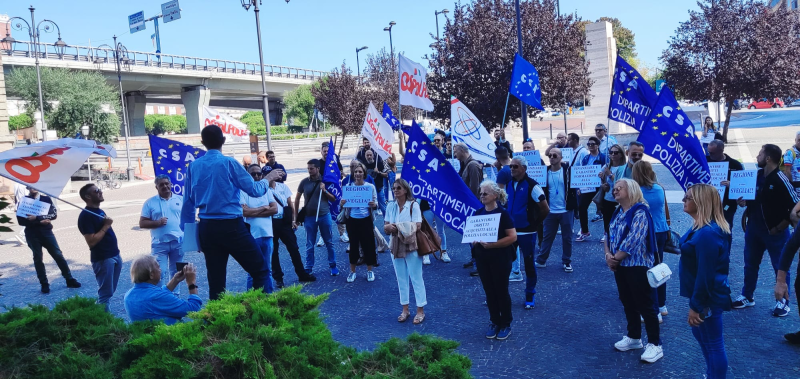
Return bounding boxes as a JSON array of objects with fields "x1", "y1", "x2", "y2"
[
  {"x1": 181, "y1": 86, "x2": 210, "y2": 134},
  {"x1": 125, "y1": 92, "x2": 147, "y2": 136}
]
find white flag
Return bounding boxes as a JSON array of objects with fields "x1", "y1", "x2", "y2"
[
  {"x1": 398, "y1": 54, "x2": 434, "y2": 111},
  {"x1": 0, "y1": 138, "x2": 116, "y2": 196},
  {"x1": 361, "y1": 102, "x2": 394, "y2": 160},
  {"x1": 202, "y1": 106, "x2": 249, "y2": 143},
  {"x1": 450, "y1": 96, "x2": 496, "y2": 163}
]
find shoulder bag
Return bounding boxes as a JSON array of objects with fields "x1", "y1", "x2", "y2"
[
  {"x1": 296, "y1": 181, "x2": 320, "y2": 224},
  {"x1": 662, "y1": 189, "x2": 682, "y2": 255},
  {"x1": 410, "y1": 203, "x2": 441, "y2": 256}
]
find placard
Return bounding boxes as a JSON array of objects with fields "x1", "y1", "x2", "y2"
[
  {"x1": 527, "y1": 165, "x2": 547, "y2": 186},
  {"x1": 182, "y1": 223, "x2": 200, "y2": 252},
  {"x1": 729, "y1": 170, "x2": 757, "y2": 200},
  {"x1": 342, "y1": 185, "x2": 373, "y2": 208},
  {"x1": 708, "y1": 162, "x2": 729, "y2": 200},
  {"x1": 448, "y1": 158, "x2": 460, "y2": 173},
  {"x1": 699, "y1": 133, "x2": 715, "y2": 145},
  {"x1": 560, "y1": 147, "x2": 574, "y2": 164},
  {"x1": 570, "y1": 165, "x2": 602, "y2": 189},
  {"x1": 461, "y1": 214, "x2": 501, "y2": 244},
  {"x1": 16, "y1": 197, "x2": 51, "y2": 218},
  {"x1": 515, "y1": 150, "x2": 542, "y2": 166},
  {"x1": 483, "y1": 166, "x2": 497, "y2": 182}
]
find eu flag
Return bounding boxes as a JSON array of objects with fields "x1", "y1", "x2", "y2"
[
  {"x1": 401, "y1": 121, "x2": 482, "y2": 233},
  {"x1": 148, "y1": 135, "x2": 206, "y2": 195},
  {"x1": 382, "y1": 102, "x2": 402, "y2": 131},
  {"x1": 509, "y1": 53, "x2": 543, "y2": 110},
  {"x1": 322, "y1": 137, "x2": 342, "y2": 219},
  {"x1": 637, "y1": 87, "x2": 711, "y2": 191},
  {"x1": 609, "y1": 55, "x2": 658, "y2": 131}
]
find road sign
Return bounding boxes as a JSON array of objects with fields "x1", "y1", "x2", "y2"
[
  {"x1": 656, "y1": 79, "x2": 666, "y2": 94},
  {"x1": 128, "y1": 11, "x2": 146, "y2": 33},
  {"x1": 161, "y1": 0, "x2": 181, "y2": 23}
]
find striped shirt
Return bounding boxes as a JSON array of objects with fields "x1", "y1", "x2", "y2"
[{"x1": 609, "y1": 205, "x2": 653, "y2": 268}]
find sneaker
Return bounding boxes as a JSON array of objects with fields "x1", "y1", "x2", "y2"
[
  {"x1": 575, "y1": 233, "x2": 590, "y2": 242},
  {"x1": 563, "y1": 264, "x2": 573, "y2": 273},
  {"x1": 470, "y1": 270, "x2": 480, "y2": 277},
  {"x1": 275, "y1": 279, "x2": 285, "y2": 289},
  {"x1": 441, "y1": 252, "x2": 451, "y2": 263},
  {"x1": 773, "y1": 299, "x2": 791, "y2": 317},
  {"x1": 535, "y1": 261, "x2": 546, "y2": 268},
  {"x1": 40, "y1": 283, "x2": 50, "y2": 294},
  {"x1": 463, "y1": 262, "x2": 474, "y2": 268},
  {"x1": 614, "y1": 336, "x2": 643, "y2": 351},
  {"x1": 524, "y1": 294, "x2": 535, "y2": 309},
  {"x1": 485, "y1": 323, "x2": 499, "y2": 339},
  {"x1": 330, "y1": 266, "x2": 340, "y2": 276},
  {"x1": 785, "y1": 331, "x2": 800, "y2": 345},
  {"x1": 14, "y1": 234, "x2": 25, "y2": 246},
  {"x1": 640, "y1": 343, "x2": 664, "y2": 363},
  {"x1": 316, "y1": 237, "x2": 324, "y2": 247},
  {"x1": 591, "y1": 214, "x2": 603, "y2": 222},
  {"x1": 299, "y1": 274, "x2": 317, "y2": 283},
  {"x1": 66, "y1": 279, "x2": 82, "y2": 288},
  {"x1": 557, "y1": 229, "x2": 561, "y2": 235},
  {"x1": 346, "y1": 272, "x2": 356, "y2": 283},
  {"x1": 305, "y1": 268, "x2": 313, "y2": 274},
  {"x1": 658, "y1": 313, "x2": 663, "y2": 324},
  {"x1": 509, "y1": 271, "x2": 524, "y2": 282},
  {"x1": 732, "y1": 295, "x2": 755, "y2": 309},
  {"x1": 600, "y1": 235, "x2": 606, "y2": 243},
  {"x1": 496, "y1": 326, "x2": 512, "y2": 340},
  {"x1": 659, "y1": 306, "x2": 668, "y2": 316},
  {"x1": 423, "y1": 255, "x2": 431, "y2": 265},
  {"x1": 341, "y1": 233, "x2": 350, "y2": 243},
  {"x1": 366, "y1": 271, "x2": 375, "y2": 282}
]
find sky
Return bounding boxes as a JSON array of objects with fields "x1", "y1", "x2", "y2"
[{"x1": 1, "y1": 0, "x2": 707, "y2": 73}]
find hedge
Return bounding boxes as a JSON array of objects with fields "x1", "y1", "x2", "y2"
[
  {"x1": 0, "y1": 286, "x2": 472, "y2": 379},
  {"x1": 9, "y1": 114, "x2": 34, "y2": 131},
  {"x1": 144, "y1": 114, "x2": 188, "y2": 135}
]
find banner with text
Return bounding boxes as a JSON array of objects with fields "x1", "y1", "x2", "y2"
[
  {"x1": 461, "y1": 214, "x2": 501, "y2": 244},
  {"x1": 149, "y1": 135, "x2": 207, "y2": 196},
  {"x1": 450, "y1": 96, "x2": 497, "y2": 163},
  {"x1": 708, "y1": 162, "x2": 729, "y2": 200},
  {"x1": 16, "y1": 197, "x2": 51, "y2": 218},
  {"x1": 361, "y1": 102, "x2": 394, "y2": 160},
  {"x1": 729, "y1": 170, "x2": 757, "y2": 200},
  {"x1": 202, "y1": 106, "x2": 249, "y2": 143},
  {"x1": 570, "y1": 165, "x2": 603, "y2": 189},
  {"x1": 398, "y1": 54, "x2": 434, "y2": 111},
  {"x1": 322, "y1": 137, "x2": 342, "y2": 219}
]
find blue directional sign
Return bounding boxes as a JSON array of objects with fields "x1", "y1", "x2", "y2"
[
  {"x1": 161, "y1": 0, "x2": 181, "y2": 23},
  {"x1": 129, "y1": 11, "x2": 146, "y2": 33}
]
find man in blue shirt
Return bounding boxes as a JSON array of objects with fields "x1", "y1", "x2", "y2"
[
  {"x1": 260, "y1": 150, "x2": 287, "y2": 183},
  {"x1": 180, "y1": 125, "x2": 279, "y2": 300},
  {"x1": 124, "y1": 256, "x2": 202, "y2": 325},
  {"x1": 140, "y1": 175, "x2": 184, "y2": 293},
  {"x1": 78, "y1": 183, "x2": 121, "y2": 312}
]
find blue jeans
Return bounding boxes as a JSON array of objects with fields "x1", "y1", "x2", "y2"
[
  {"x1": 742, "y1": 222, "x2": 791, "y2": 299},
  {"x1": 537, "y1": 212, "x2": 574, "y2": 265},
  {"x1": 422, "y1": 209, "x2": 448, "y2": 251},
  {"x1": 91, "y1": 254, "x2": 122, "y2": 312},
  {"x1": 518, "y1": 233, "x2": 537, "y2": 296},
  {"x1": 151, "y1": 239, "x2": 184, "y2": 292},
  {"x1": 304, "y1": 213, "x2": 336, "y2": 271},
  {"x1": 691, "y1": 308, "x2": 728, "y2": 379},
  {"x1": 377, "y1": 186, "x2": 387, "y2": 215},
  {"x1": 246, "y1": 237, "x2": 274, "y2": 293},
  {"x1": 511, "y1": 247, "x2": 521, "y2": 273}
]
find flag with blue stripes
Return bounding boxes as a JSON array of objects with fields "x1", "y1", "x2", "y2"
[
  {"x1": 148, "y1": 134, "x2": 206, "y2": 195},
  {"x1": 609, "y1": 55, "x2": 658, "y2": 131}
]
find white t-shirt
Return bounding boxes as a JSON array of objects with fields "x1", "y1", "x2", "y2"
[
  {"x1": 546, "y1": 168, "x2": 567, "y2": 213},
  {"x1": 385, "y1": 200, "x2": 422, "y2": 224},
  {"x1": 240, "y1": 188, "x2": 276, "y2": 239},
  {"x1": 346, "y1": 182, "x2": 377, "y2": 219},
  {"x1": 271, "y1": 182, "x2": 293, "y2": 219}
]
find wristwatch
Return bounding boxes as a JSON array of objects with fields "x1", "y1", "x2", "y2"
[{"x1": 187, "y1": 284, "x2": 198, "y2": 290}]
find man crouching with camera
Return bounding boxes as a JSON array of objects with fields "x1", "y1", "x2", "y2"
[{"x1": 124, "y1": 256, "x2": 202, "y2": 324}]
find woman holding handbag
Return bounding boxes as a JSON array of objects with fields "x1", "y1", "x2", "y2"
[
  {"x1": 632, "y1": 161, "x2": 670, "y2": 320},
  {"x1": 680, "y1": 183, "x2": 731, "y2": 379},
  {"x1": 605, "y1": 178, "x2": 663, "y2": 363},
  {"x1": 474, "y1": 181, "x2": 518, "y2": 340},
  {"x1": 598, "y1": 143, "x2": 627, "y2": 241},
  {"x1": 340, "y1": 162, "x2": 378, "y2": 283},
  {"x1": 384, "y1": 178, "x2": 427, "y2": 324}
]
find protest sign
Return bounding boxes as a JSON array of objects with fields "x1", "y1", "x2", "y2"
[
  {"x1": 342, "y1": 185, "x2": 372, "y2": 208},
  {"x1": 461, "y1": 213, "x2": 501, "y2": 244},
  {"x1": 515, "y1": 150, "x2": 542, "y2": 166},
  {"x1": 698, "y1": 133, "x2": 715, "y2": 145},
  {"x1": 483, "y1": 166, "x2": 497, "y2": 182},
  {"x1": 202, "y1": 106, "x2": 249, "y2": 143},
  {"x1": 527, "y1": 165, "x2": 547, "y2": 186},
  {"x1": 16, "y1": 197, "x2": 51, "y2": 218},
  {"x1": 361, "y1": 102, "x2": 394, "y2": 160},
  {"x1": 708, "y1": 162, "x2": 729, "y2": 200},
  {"x1": 398, "y1": 54, "x2": 433, "y2": 111},
  {"x1": 729, "y1": 170, "x2": 757, "y2": 200},
  {"x1": 149, "y1": 135, "x2": 206, "y2": 196},
  {"x1": 560, "y1": 147, "x2": 574, "y2": 164},
  {"x1": 570, "y1": 165, "x2": 602, "y2": 189}
]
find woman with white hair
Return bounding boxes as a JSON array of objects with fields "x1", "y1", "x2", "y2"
[{"x1": 604, "y1": 178, "x2": 663, "y2": 363}]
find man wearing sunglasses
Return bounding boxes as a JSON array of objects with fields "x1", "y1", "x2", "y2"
[
  {"x1": 545, "y1": 133, "x2": 568, "y2": 157},
  {"x1": 139, "y1": 175, "x2": 185, "y2": 294},
  {"x1": 240, "y1": 165, "x2": 279, "y2": 293},
  {"x1": 78, "y1": 183, "x2": 120, "y2": 312},
  {"x1": 537, "y1": 148, "x2": 577, "y2": 273},
  {"x1": 595, "y1": 123, "x2": 618, "y2": 157}
]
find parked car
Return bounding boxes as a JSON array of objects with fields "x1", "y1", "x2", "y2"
[
  {"x1": 787, "y1": 98, "x2": 800, "y2": 107},
  {"x1": 748, "y1": 98, "x2": 785, "y2": 109}
]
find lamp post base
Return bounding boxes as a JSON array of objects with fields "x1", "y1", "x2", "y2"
[{"x1": 126, "y1": 167, "x2": 136, "y2": 182}]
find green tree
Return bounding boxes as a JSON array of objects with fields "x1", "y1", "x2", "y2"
[
  {"x1": 598, "y1": 17, "x2": 637, "y2": 62},
  {"x1": 283, "y1": 84, "x2": 315, "y2": 127},
  {"x1": 240, "y1": 110, "x2": 266, "y2": 135},
  {"x1": 8, "y1": 114, "x2": 33, "y2": 131}
]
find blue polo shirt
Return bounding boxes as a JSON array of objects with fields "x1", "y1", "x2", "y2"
[{"x1": 141, "y1": 194, "x2": 184, "y2": 245}]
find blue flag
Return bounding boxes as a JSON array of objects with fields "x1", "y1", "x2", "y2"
[
  {"x1": 382, "y1": 102, "x2": 402, "y2": 131},
  {"x1": 148, "y1": 135, "x2": 206, "y2": 196},
  {"x1": 322, "y1": 137, "x2": 342, "y2": 219},
  {"x1": 401, "y1": 121, "x2": 482, "y2": 233},
  {"x1": 609, "y1": 55, "x2": 658, "y2": 131},
  {"x1": 509, "y1": 53, "x2": 543, "y2": 110},
  {"x1": 637, "y1": 87, "x2": 711, "y2": 191}
]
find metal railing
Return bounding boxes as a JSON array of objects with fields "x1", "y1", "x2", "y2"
[{"x1": 1, "y1": 40, "x2": 328, "y2": 81}]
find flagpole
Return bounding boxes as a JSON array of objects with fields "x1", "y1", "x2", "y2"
[
  {"x1": 315, "y1": 184, "x2": 323, "y2": 222},
  {"x1": 0, "y1": 173, "x2": 105, "y2": 219},
  {"x1": 501, "y1": 93, "x2": 510, "y2": 130}
]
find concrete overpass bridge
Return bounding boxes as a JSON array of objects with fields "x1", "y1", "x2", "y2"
[{"x1": 1, "y1": 41, "x2": 327, "y2": 136}]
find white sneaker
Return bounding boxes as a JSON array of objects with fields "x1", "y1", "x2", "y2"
[
  {"x1": 600, "y1": 235, "x2": 606, "y2": 243},
  {"x1": 658, "y1": 313, "x2": 663, "y2": 324},
  {"x1": 346, "y1": 272, "x2": 356, "y2": 283},
  {"x1": 640, "y1": 343, "x2": 664, "y2": 363},
  {"x1": 341, "y1": 233, "x2": 350, "y2": 243},
  {"x1": 535, "y1": 262, "x2": 546, "y2": 268},
  {"x1": 441, "y1": 252, "x2": 451, "y2": 263},
  {"x1": 316, "y1": 237, "x2": 324, "y2": 247},
  {"x1": 614, "y1": 336, "x2": 643, "y2": 351},
  {"x1": 508, "y1": 271, "x2": 524, "y2": 282},
  {"x1": 423, "y1": 255, "x2": 431, "y2": 265},
  {"x1": 14, "y1": 234, "x2": 25, "y2": 246},
  {"x1": 366, "y1": 271, "x2": 375, "y2": 282},
  {"x1": 659, "y1": 306, "x2": 668, "y2": 316}
]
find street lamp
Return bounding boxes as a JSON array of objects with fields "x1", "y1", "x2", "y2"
[
  {"x1": 242, "y1": 0, "x2": 289, "y2": 151},
  {"x1": 355, "y1": 46, "x2": 368, "y2": 78},
  {"x1": 2, "y1": 7, "x2": 68, "y2": 142},
  {"x1": 383, "y1": 21, "x2": 396, "y2": 68},
  {"x1": 97, "y1": 37, "x2": 135, "y2": 182},
  {"x1": 434, "y1": 9, "x2": 449, "y2": 42},
  {"x1": 81, "y1": 124, "x2": 89, "y2": 138}
]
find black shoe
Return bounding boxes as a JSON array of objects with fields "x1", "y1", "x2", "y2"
[
  {"x1": 785, "y1": 331, "x2": 800, "y2": 345},
  {"x1": 463, "y1": 262, "x2": 474, "y2": 268},
  {"x1": 470, "y1": 270, "x2": 480, "y2": 277},
  {"x1": 275, "y1": 279, "x2": 285, "y2": 289},
  {"x1": 66, "y1": 279, "x2": 82, "y2": 288},
  {"x1": 299, "y1": 274, "x2": 317, "y2": 283},
  {"x1": 41, "y1": 283, "x2": 50, "y2": 294}
]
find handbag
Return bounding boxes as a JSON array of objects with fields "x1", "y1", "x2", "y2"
[
  {"x1": 664, "y1": 230, "x2": 682, "y2": 255},
  {"x1": 296, "y1": 182, "x2": 320, "y2": 224},
  {"x1": 410, "y1": 203, "x2": 441, "y2": 256},
  {"x1": 647, "y1": 263, "x2": 672, "y2": 288}
]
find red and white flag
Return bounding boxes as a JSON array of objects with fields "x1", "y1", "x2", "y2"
[
  {"x1": 0, "y1": 138, "x2": 117, "y2": 196},
  {"x1": 398, "y1": 54, "x2": 434, "y2": 111},
  {"x1": 202, "y1": 106, "x2": 249, "y2": 143},
  {"x1": 361, "y1": 102, "x2": 394, "y2": 160}
]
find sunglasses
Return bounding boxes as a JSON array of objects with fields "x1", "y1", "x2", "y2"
[
  {"x1": 250, "y1": 172, "x2": 262, "y2": 178},
  {"x1": 479, "y1": 192, "x2": 491, "y2": 197},
  {"x1": 509, "y1": 164, "x2": 522, "y2": 169},
  {"x1": 548, "y1": 154, "x2": 559, "y2": 158},
  {"x1": 630, "y1": 153, "x2": 644, "y2": 158},
  {"x1": 586, "y1": 143, "x2": 597, "y2": 147},
  {"x1": 610, "y1": 150, "x2": 621, "y2": 155},
  {"x1": 612, "y1": 187, "x2": 623, "y2": 193},
  {"x1": 392, "y1": 187, "x2": 404, "y2": 191},
  {"x1": 93, "y1": 188, "x2": 103, "y2": 194},
  {"x1": 267, "y1": 155, "x2": 275, "y2": 159},
  {"x1": 682, "y1": 196, "x2": 694, "y2": 202},
  {"x1": 595, "y1": 129, "x2": 604, "y2": 132}
]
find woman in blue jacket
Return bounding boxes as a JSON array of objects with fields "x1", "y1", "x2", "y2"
[{"x1": 680, "y1": 183, "x2": 732, "y2": 379}]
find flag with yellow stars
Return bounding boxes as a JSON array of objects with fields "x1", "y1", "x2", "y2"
[
  {"x1": 401, "y1": 121, "x2": 482, "y2": 233},
  {"x1": 608, "y1": 55, "x2": 658, "y2": 131},
  {"x1": 637, "y1": 87, "x2": 711, "y2": 191},
  {"x1": 509, "y1": 53, "x2": 544, "y2": 110},
  {"x1": 322, "y1": 137, "x2": 342, "y2": 219},
  {"x1": 148, "y1": 134, "x2": 206, "y2": 195}
]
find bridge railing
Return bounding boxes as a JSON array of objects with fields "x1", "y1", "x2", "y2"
[{"x1": 1, "y1": 41, "x2": 328, "y2": 81}]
